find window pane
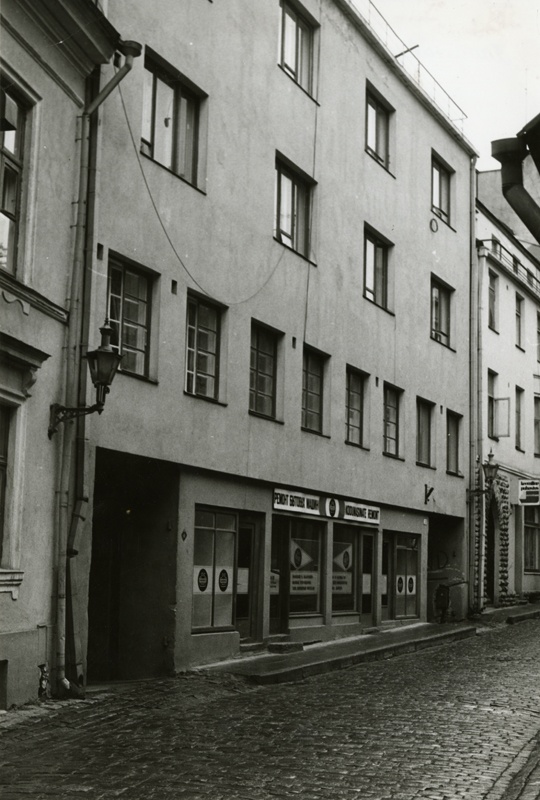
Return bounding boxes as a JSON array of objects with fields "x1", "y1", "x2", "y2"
[
  {"x1": 332, "y1": 527, "x2": 356, "y2": 612},
  {"x1": 282, "y1": 8, "x2": 297, "y2": 76},
  {"x1": 142, "y1": 69, "x2": 153, "y2": 147},
  {"x1": 153, "y1": 76, "x2": 174, "y2": 169},
  {"x1": 177, "y1": 92, "x2": 197, "y2": 182},
  {"x1": 366, "y1": 100, "x2": 377, "y2": 152},
  {"x1": 290, "y1": 521, "x2": 322, "y2": 614}
]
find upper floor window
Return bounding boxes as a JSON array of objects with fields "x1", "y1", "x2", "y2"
[
  {"x1": 185, "y1": 295, "x2": 221, "y2": 400},
  {"x1": 142, "y1": 57, "x2": 201, "y2": 185},
  {"x1": 535, "y1": 396, "x2": 540, "y2": 457},
  {"x1": 275, "y1": 158, "x2": 312, "y2": 257},
  {"x1": 345, "y1": 367, "x2": 366, "y2": 446},
  {"x1": 516, "y1": 293, "x2": 524, "y2": 348},
  {"x1": 525, "y1": 506, "x2": 540, "y2": 572},
  {"x1": 537, "y1": 312, "x2": 540, "y2": 362},
  {"x1": 416, "y1": 398, "x2": 433, "y2": 467},
  {"x1": 431, "y1": 277, "x2": 452, "y2": 346},
  {"x1": 383, "y1": 384, "x2": 401, "y2": 457},
  {"x1": 0, "y1": 404, "x2": 9, "y2": 564},
  {"x1": 488, "y1": 271, "x2": 498, "y2": 331},
  {"x1": 364, "y1": 229, "x2": 390, "y2": 309},
  {"x1": 431, "y1": 155, "x2": 451, "y2": 224},
  {"x1": 0, "y1": 87, "x2": 25, "y2": 274},
  {"x1": 516, "y1": 386, "x2": 524, "y2": 450},
  {"x1": 487, "y1": 370, "x2": 497, "y2": 439},
  {"x1": 302, "y1": 348, "x2": 324, "y2": 433},
  {"x1": 108, "y1": 257, "x2": 152, "y2": 377},
  {"x1": 446, "y1": 411, "x2": 460, "y2": 475},
  {"x1": 279, "y1": 1, "x2": 314, "y2": 93},
  {"x1": 250, "y1": 323, "x2": 278, "y2": 418},
  {"x1": 366, "y1": 90, "x2": 390, "y2": 168}
]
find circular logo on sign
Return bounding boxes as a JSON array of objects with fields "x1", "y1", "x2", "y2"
[
  {"x1": 198, "y1": 568, "x2": 208, "y2": 592},
  {"x1": 397, "y1": 576, "x2": 404, "y2": 594},
  {"x1": 343, "y1": 550, "x2": 350, "y2": 570},
  {"x1": 329, "y1": 498, "x2": 337, "y2": 517},
  {"x1": 294, "y1": 547, "x2": 302, "y2": 568},
  {"x1": 218, "y1": 569, "x2": 229, "y2": 592},
  {"x1": 408, "y1": 577, "x2": 414, "y2": 593}
]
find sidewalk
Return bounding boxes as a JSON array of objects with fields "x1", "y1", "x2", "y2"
[{"x1": 201, "y1": 602, "x2": 540, "y2": 685}]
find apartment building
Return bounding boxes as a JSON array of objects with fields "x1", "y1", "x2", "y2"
[
  {"x1": 1, "y1": 0, "x2": 478, "y2": 701},
  {"x1": 474, "y1": 179, "x2": 540, "y2": 608}
]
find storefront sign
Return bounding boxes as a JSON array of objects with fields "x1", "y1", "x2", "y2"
[
  {"x1": 519, "y1": 480, "x2": 540, "y2": 505},
  {"x1": 274, "y1": 488, "x2": 380, "y2": 524}
]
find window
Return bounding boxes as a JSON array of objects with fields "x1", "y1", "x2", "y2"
[
  {"x1": 431, "y1": 278, "x2": 451, "y2": 346},
  {"x1": 185, "y1": 295, "x2": 220, "y2": 400},
  {"x1": 535, "y1": 396, "x2": 540, "y2": 456},
  {"x1": 488, "y1": 272, "x2": 498, "y2": 331},
  {"x1": 107, "y1": 257, "x2": 151, "y2": 376},
  {"x1": 431, "y1": 156, "x2": 451, "y2": 223},
  {"x1": 192, "y1": 509, "x2": 236, "y2": 629},
  {"x1": 142, "y1": 58, "x2": 200, "y2": 184},
  {"x1": 516, "y1": 294, "x2": 524, "y2": 348},
  {"x1": 491, "y1": 237, "x2": 502, "y2": 259},
  {"x1": 366, "y1": 91, "x2": 390, "y2": 167},
  {"x1": 0, "y1": 405, "x2": 9, "y2": 564},
  {"x1": 487, "y1": 370, "x2": 497, "y2": 439},
  {"x1": 346, "y1": 368, "x2": 366, "y2": 446},
  {"x1": 0, "y1": 87, "x2": 24, "y2": 273},
  {"x1": 279, "y1": 1, "x2": 313, "y2": 93},
  {"x1": 275, "y1": 158, "x2": 311, "y2": 257},
  {"x1": 416, "y1": 399, "x2": 433, "y2": 467},
  {"x1": 516, "y1": 386, "x2": 524, "y2": 450},
  {"x1": 525, "y1": 507, "x2": 540, "y2": 572},
  {"x1": 364, "y1": 229, "x2": 389, "y2": 308},
  {"x1": 302, "y1": 348, "x2": 324, "y2": 433},
  {"x1": 383, "y1": 384, "x2": 401, "y2": 457},
  {"x1": 537, "y1": 312, "x2": 540, "y2": 362},
  {"x1": 250, "y1": 324, "x2": 277, "y2": 418},
  {"x1": 446, "y1": 411, "x2": 460, "y2": 474}
]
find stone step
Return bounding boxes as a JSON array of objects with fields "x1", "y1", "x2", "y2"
[
  {"x1": 267, "y1": 641, "x2": 305, "y2": 654},
  {"x1": 239, "y1": 641, "x2": 266, "y2": 653}
]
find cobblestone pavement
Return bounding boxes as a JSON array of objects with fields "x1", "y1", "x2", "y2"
[{"x1": 3, "y1": 621, "x2": 540, "y2": 800}]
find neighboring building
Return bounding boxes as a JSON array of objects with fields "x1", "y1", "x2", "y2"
[
  {"x1": 0, "y1": 0, "x2": 123, "y2": 707},
  {"x1": 76, "y1": 0, "x2": 477, "y2": 685},
  {"x1": 474, "y1": 181, "x2": 540, "y2": 608},
  {"x1": 2, "y1": 0, "x2": 479, "y2": 702}
]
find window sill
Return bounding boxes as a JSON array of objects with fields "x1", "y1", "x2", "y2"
[
  {"x1": 430, "y1": 335, "x2": 456, "y2": 353},
  {"x1": 488, "y1": 325, "x2": 499, "y2": 335},
  {"x1": 0, "y1": 568, "x2": 24, "y2": 599},
  {"x1": 273, "y1": 237, "x2": 317, "y2": 266},
  {"x1": 383, "y1": 452, "x2": 404, "y2": 462},
  {"x1": 249, "y1": 410, "x2": 284, "y2": 425},
  {"x1": 184, "y1": 391, "x2": 228, "y2": 407},
  {"x1": 488, "y1": 435, "x2": 499, "y2": 442},
  {"x1": 516, "y1": 344, "x2": 526, "y2": 353},
  {"x1": 431, "y1": 207, "x2": 456, "y2": 232},
  {"x1": 301, "y1": 427, "x2": 330, "y2": 439},
  {"x1": 345, "y1": 440, "x2": 370, "y2": 451},
  {"x1": 446, "y1": 470, "x2": 464, "y2": 479},
  {"x1": 365, "y1": 148, "x2": 395, "y2": 178},
  {"x1": 516, "y1": 446, "x2": 526, "y2": 453},
  {"x1": 363, "y1": 295, "x2": 395, "y2": 316},
  {"x1": 118, "y1": 369, "x2": 158, "y2": 385},
  {"x1": 277, "y1": 64, "x2": 319, "y2": 105},
  {"x1": 332, "y1": 611, "x2": 360, "y2": 619},
  {"x1": 192, "y1": 626, "x2": 236, "y2": 634},
  {"x1": 416, "y1": 461, "x2": 436, "y2": 470},
  {"x1": 140, "y1": 151, "x2": 207, "y2": 195}
]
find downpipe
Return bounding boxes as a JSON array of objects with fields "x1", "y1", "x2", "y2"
[{"x1": 54, "y1": 40, "x2": 142, "y2": 698}]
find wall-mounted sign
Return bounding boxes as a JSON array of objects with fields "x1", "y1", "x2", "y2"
[
  {"x1": 519, "y1": 480, "x2": 540, "y2": 505},
  {"x1": 274, "y1": 488, "x2": 380, "y2": 524}
]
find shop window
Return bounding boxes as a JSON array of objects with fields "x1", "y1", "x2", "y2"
[
  {"x1": 185, "y1": 294, "x2": 221, "y2": 400},
  {"x1": 141, "y1": 56, "x2": 203, "y2": 186},
  {"x1": 289, "y1": 520, "x2": 322, "y2": 614},
  {"x1": 0, "y1": 86, "x2": 25, "y2": 274},
  {"x1": 192, "y1": 509, "x2": 236, "y2": 629},
  {"x1": 332, "y1": 526, "x2": 373, "y2": 617},
  {"x1": 107, "y1": 257, "x2": 152, "y2": 377},
  {"x1": 525, "y1": 506, "x2": 540, "y2": 572},
  {"x1": 250, "y1": 323, "x2": 277, "y2": 418},
  {"x1": 279, "y1": 1, "x2": 314, "y2": 93}
]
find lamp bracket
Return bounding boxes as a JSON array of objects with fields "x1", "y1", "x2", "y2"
[{"x1": 48, "y1": 402, "x2": 103, "y2": 439}]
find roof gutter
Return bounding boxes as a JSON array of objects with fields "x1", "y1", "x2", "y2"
[{"x1": 492, "y1": 124, "x2": 540, "y2": 245}]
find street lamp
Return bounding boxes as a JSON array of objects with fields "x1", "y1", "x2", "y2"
[
  {"x1": 48, "y1": 321, "x2": 122, "y2": 439},
  {"x1": 467, "y1": 450, "x2": 499, "y2": 501}
]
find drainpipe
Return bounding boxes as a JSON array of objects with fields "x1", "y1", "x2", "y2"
[
  {"x1": 55, "y1": 40, "x2": 142, "y2": 697},
  {"x1": 491, "y1": 136, "x2": 540, "y2": 245},
  {"x1": 468, "y1": 156, "x2": 480, "y2": 613}
]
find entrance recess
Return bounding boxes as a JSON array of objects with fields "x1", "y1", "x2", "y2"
[
  {"x1": 382, "y1": 532, "x2": 419, "y2": 620},
  {"x1": 87, "y1": 450, "x2": 178, "y2": 682}
]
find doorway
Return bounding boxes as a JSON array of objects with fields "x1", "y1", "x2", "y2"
[
  {"x1": 485, "y1": 505, "x2": 496, "y2": 604},
  {"x1": 87, "y1": 449, "x2": 178, "y2": 682},
  {"x1": 382, "y1": 532, "x2": 419, "y2": 620}
]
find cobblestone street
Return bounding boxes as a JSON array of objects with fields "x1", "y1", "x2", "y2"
[{"x1": 2, "y1": 620, "x2": 540, "y2": 800}]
